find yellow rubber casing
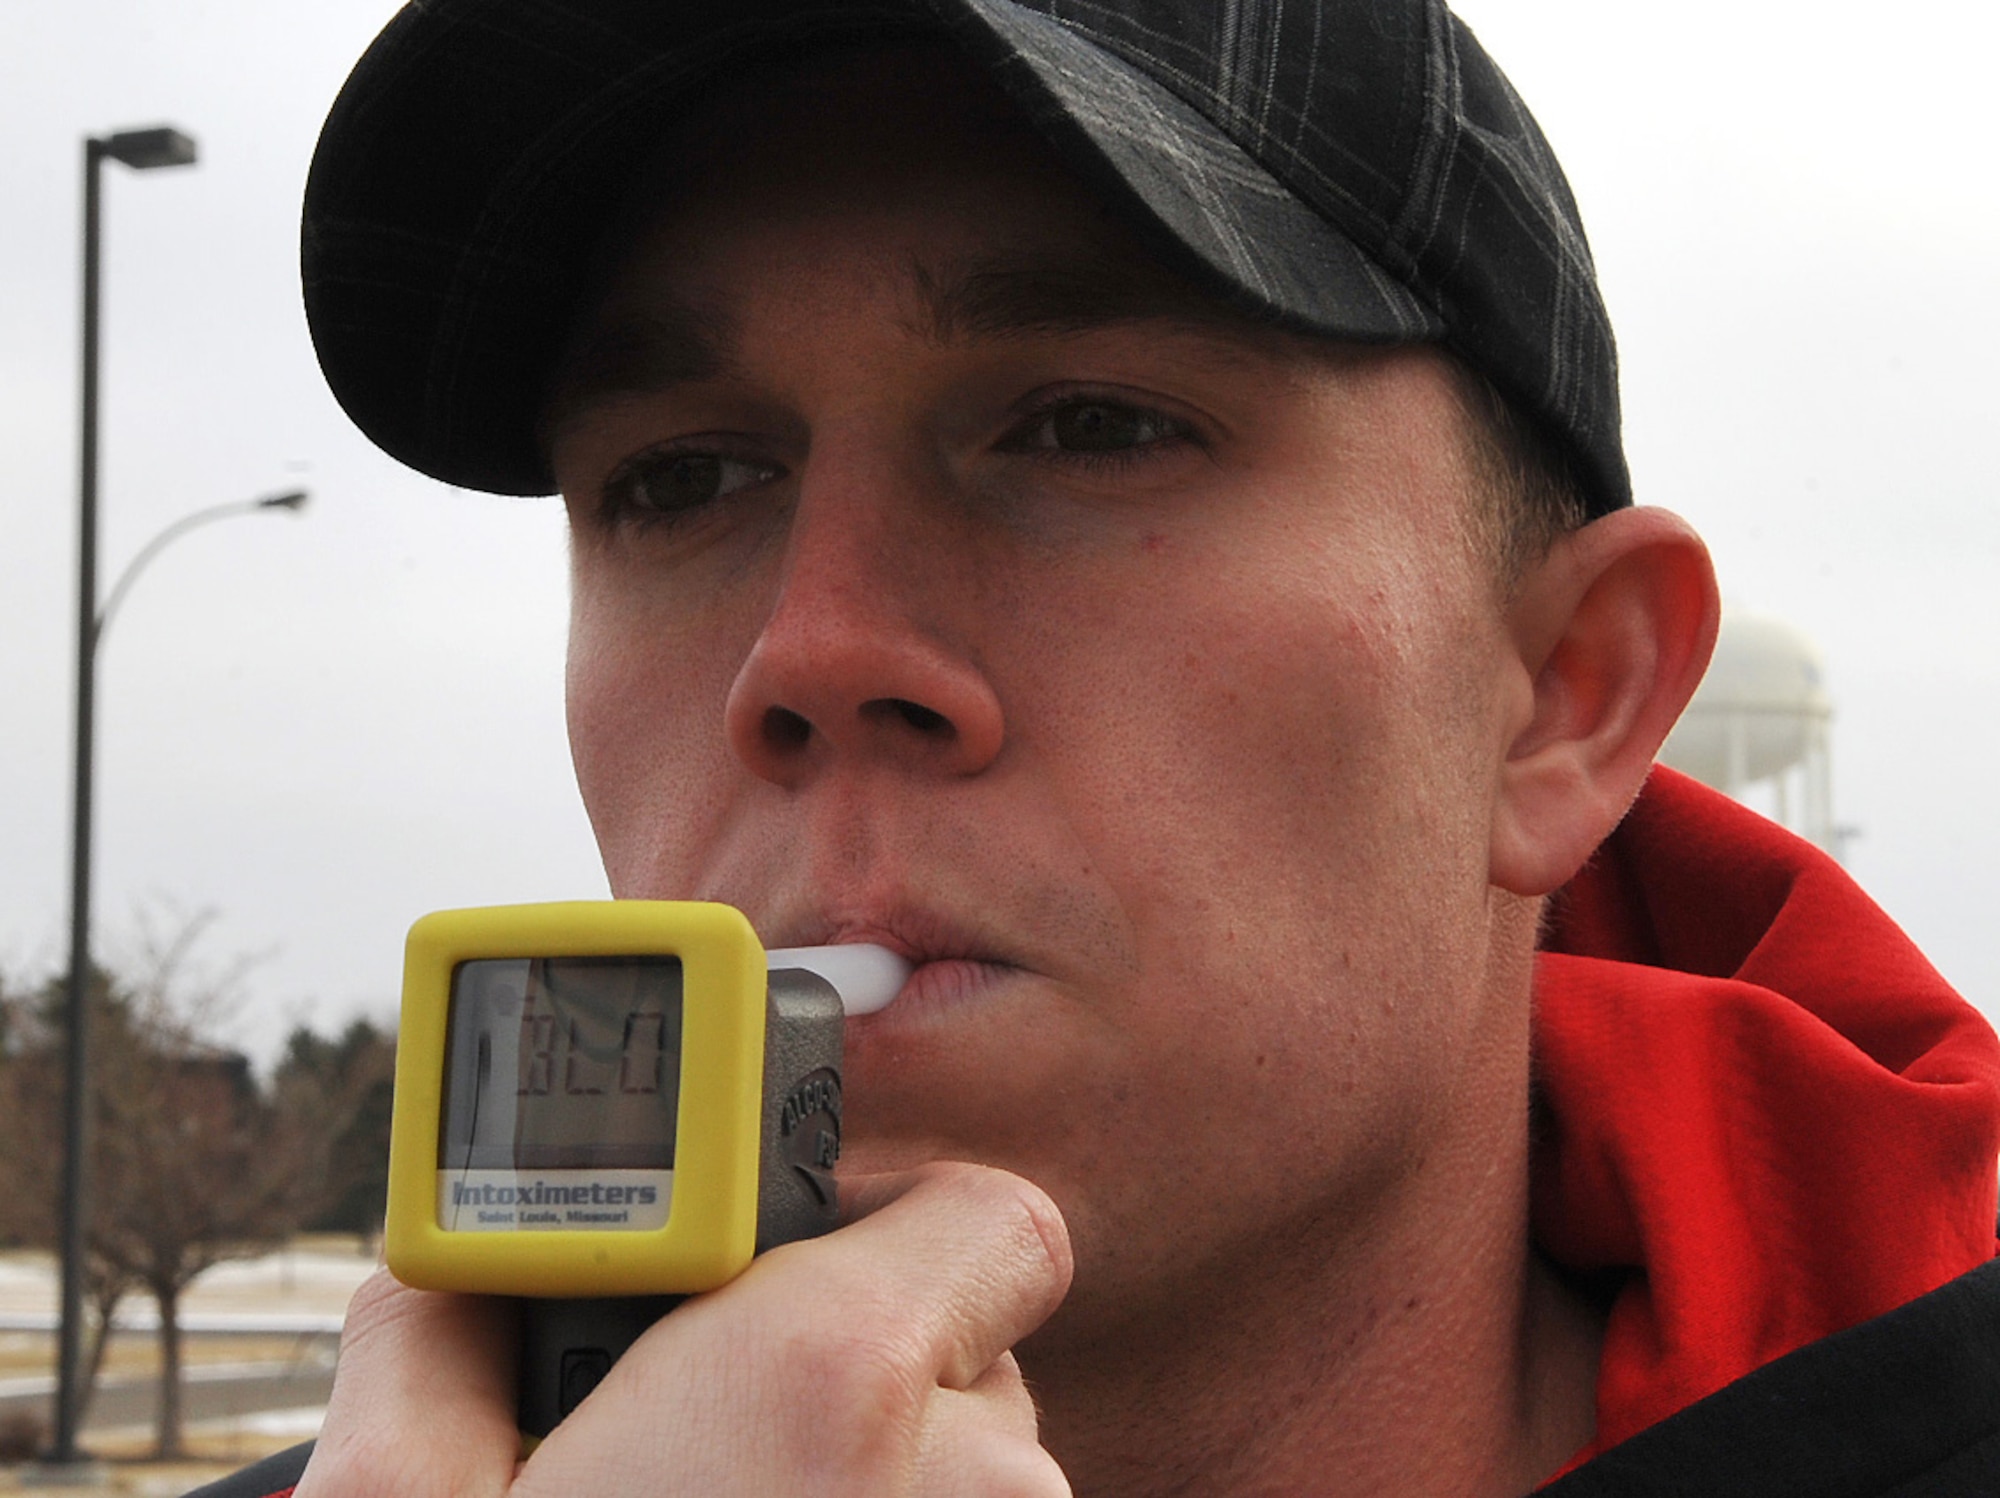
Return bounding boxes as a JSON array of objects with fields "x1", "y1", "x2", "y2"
[{"x1": 384, "y1": 901, "x2": 767, "y2": 1297}]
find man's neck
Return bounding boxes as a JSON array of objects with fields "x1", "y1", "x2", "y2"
[{"x1": 1022, "y1": 1085, "x2": 1603, "y2": 1496}]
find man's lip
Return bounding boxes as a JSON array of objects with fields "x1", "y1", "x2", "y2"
[
  {"x1": 877, "y1": 955, "x2": 1021, "y2": 1016},
  {"x1": 758, "y1": 910, "x2": 1032, "y2": 1019},
  {"x1": 771, "y1": 910, "x2": 1013, "y2": 972}
]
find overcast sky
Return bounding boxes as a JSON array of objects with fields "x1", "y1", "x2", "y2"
[{"x1": 3, "y1": 0, "x2": 1995, "y2": 1066}]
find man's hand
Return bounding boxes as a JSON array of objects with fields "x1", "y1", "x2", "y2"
[{"x1": 296, "y1": 1162, "x2": 1074, "y2": 1497}]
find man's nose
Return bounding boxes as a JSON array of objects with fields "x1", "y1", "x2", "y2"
[{"x1": 721, "y1": 473, "x2": 1006, "y2": 788}]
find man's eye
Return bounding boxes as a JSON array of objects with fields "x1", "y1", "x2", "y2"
[
  {"x1": 1007, "y1": 399, "x2": 1188, "y2": 456},
  {"x1": 601, "y1": 448, "x2": 779, "y2": 522}
]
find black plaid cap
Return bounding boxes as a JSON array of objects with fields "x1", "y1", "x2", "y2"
[{"x1": 304, "y1": 0, "x2": 1630, "y2": 514}]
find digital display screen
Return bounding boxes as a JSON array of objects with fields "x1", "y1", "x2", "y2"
[{"x1": 438, "y1": 956, "x2": 684, "y2": 1172}]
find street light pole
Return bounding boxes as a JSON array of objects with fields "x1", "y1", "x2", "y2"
[
  {"x1": 53, "y1": 123, "x2": 198, "y2": 1469},
  {"x1": 95, "y1": 490, "x2": 310, "y2": 648}
]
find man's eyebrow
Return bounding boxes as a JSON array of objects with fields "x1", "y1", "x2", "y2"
[
  {"x1": 907, "y1": 253, "x2": 1251, "y2": 344},
  {"x1": 544, "y1": 253, "x2": 1268, "y2": 430},
  {"x1": 542, "y1": 302, "x2": 737, "y2": 430}
]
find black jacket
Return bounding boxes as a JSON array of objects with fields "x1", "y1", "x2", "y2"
[{"x1": 1542, "y1": 1257, "x2": 2000, "y2": 1496}]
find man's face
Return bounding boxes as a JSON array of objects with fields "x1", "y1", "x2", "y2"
[{"x1": 551, "y1": 49, "x2": 1532, "y2": 1337}]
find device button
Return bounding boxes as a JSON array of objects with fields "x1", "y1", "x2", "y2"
[{"x1": 559, "y1": 1347, "x2": 614, "y2": 1416}]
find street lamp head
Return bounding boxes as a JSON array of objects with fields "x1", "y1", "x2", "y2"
[
  {"x1": 257, "y1": 489, "x2": 310, "y2": 513},
  {"x1": 101, "y1": 126, "x2": 197, "y2": 171}
]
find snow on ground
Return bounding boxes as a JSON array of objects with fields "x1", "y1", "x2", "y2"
[{"x1": 0, "y1": 1241, "x2": 379, "y2": 1321}]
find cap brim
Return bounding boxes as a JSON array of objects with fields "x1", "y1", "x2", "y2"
[{"x1": 304, "y1": 0, "x2": 1441, "y2": 497}]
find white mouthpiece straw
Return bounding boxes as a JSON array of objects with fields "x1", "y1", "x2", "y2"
[{"x1": 765, "y1": 943, "x2": 912, "y2": 1016}]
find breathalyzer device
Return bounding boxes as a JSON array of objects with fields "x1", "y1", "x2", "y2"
[{"x1": 382, "y1": 901, "x2": 907, "y2": 1436}]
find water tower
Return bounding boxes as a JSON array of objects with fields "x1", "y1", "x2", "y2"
[{"x1": 1658, "y1": 609, "x2": 1838, "y2": 855}]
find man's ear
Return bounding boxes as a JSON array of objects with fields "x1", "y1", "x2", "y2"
[{"x1": 1490, "y1": 506, "x2": 1720, "y2": 896}]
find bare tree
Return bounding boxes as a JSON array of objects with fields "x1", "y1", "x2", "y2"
[
  {"x1": 0, "y1": 909, "x2": 365, "y2": 1458},
  {"x1": 0, "y1": 965, "x2": 139, "y2": 1428},
  {"x1": 274, "y1": 1016, "x2": 396, "y2": 1244}
]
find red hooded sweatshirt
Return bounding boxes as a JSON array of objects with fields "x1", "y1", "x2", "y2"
[{"x1": 1533, "y1": 766, "x2": 2000, "y2": 1473}]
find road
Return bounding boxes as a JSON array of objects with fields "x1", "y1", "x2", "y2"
[{"x1": 0, "y1": 1336, "x2": 338, "y2": 1440}]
